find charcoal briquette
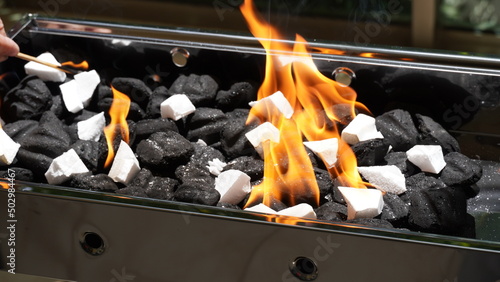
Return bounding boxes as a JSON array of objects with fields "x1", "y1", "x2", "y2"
[
  {"x1": 134, "y1": 118, "x2": 178, "y2": 144},
  {"x1": 185, "y1": 107, "x2": 227, "y2": 144},
  {"x1": 2, "y1": 119, "x2": 39, "y2": 143},
  {"x1": 384, "y1": 151, "x2": 419, "y2": 177},
  {"x1": 380, "y1": 193, "x2": 409, "y2": 227},
  {"x1": 440, "y1": 152, "x2": 482, "y2": 187},
  {"x1": 375, "y1": 109, "x2": 418, "y2": 151},
  {"x1": 217, "y1": 202, "x2": 242, "y2": 210},
  {"x1": 136, "y1": 130, "x2": 194, "y2": 171},
  {"x1": 71, "y1": 140, "x2": 107, "y2": 172},
  {"x1": 351, "y1": 138, "x2": 390, "y2": 166},
  {"x1": 116, "y1": 186, "x2": 148, "y2": 197},
  {"x1": 146, "y1": 86, "x2": 169, "y2": 118},
  {"x1": 220, "y1": 117, "x2": 257, "y2": 159},
  {"x1": 315, "y1": 201, "x2": 347, "y2": 221},
  {"x1": 70, "y1": 173, "x2": 118, "y2": 192},
  {"x1": 175, "y1": 142, "x2": 225, "y2": 185},
  {"x1": 111, "y1": 77, "x2": 152, "y2": 108},
  {"x1": 126, "y1": 168, "x2": 178, "y2": 200},
  {"x1": 19, "y1": 111, "x2": 72, "y2": 158},
  {"x1": 405, "y1": 172, "x2": 447, "y2": 192},
  {"x1": 15, "y1": 148, "x2": 53, "y2": 180},
  {"x1": 0, "y1": 167, "x2": 34, "y2": 182},
  {"x1": 416, "y1": 114, "x2": 460, "y2": 154},
  {"x1": 50, "y1": 94, "x2": 65, "y2": 118},
  {"x1": 224, "y1": 156, "x2": 263, "y2": 182},
  {"x1": 173, "y1": 183, "x2": 220, "y2": 206},
  {"x1": 169, "y1": 74, "x2": 218, "y2": 107},
  {"x1": 2, "y1": 76, "x2": 52, "y2": 122},
  {"x1": 98, "y1": 97, "x2": 146, "y2": 121},
  {"x1": 215, "y1": 81, "x2": 256, "y2": 112},
  {"x1": 314, "y1": 168, "x2": 334, "y2": 204}
]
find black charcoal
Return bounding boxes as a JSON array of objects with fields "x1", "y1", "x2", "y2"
[
  {"x1": 71, "y1": 140, "x2": 107, "y2": 173},
  {"x1": 175, "y1": 142, "x2": 225, "y2": 186},
  {"x1": 384, "y1": 151, "x2": 419, "y2": 177},
  {"x1": 315, "y1": 201, "x2": 347, "y2": 221},
  {"x1": 20, "y1": 111, "x2": 72, "y2": 158},
  {"x1": 50, "y1": 94, "x2": 65, "y2": 118},
  {"x1": 440, "y1": 152, "x2": 483, "y2": 186},
  {"x1": 224, "y1": 156, "x2": 264, "y2": 182},
  {"x1": 98, "y1": 97, "x2": 146, "y2": 121},
  {"x1": 0, "y1": 167, "x2": 34, "y2": 182},
  {"x1": 169, "y1": 74, "x2": 218, "y2": 106},
  {"x1": 217, "y1": 202, "x2": 242, "y2": 210},
  {"x1": 111, "y1": 77, "x2": 152, "y2": 108},
  {"x1": 220, "y1": 117, "x2": 257, "y2": 158},
  {"x1": 15, "y1": 148, "x2": 53, "y2": 180},
  {"x1": 134, "y1": 118, "x2": 178, "y2": 144},
  {"x1": 314, "y1": 168, "x2": 334, "y2": 204},
  {"x1": 136, "y1": 131, "x2": 194, "y2": 171},
  {"x1": 2, "y1": 76, "x2": 52, "y2": 122},
  {"x1": 416, "y1": 114, "x2": 460, "y2": 154},
  {"x1": 146, "y1": 86, "x2": 169, "y2": 118},
  {"x1": 380, "y1": 193, "x2": 409, "y2": 227},
  {"x1": 351, "y1": 138, "x2": 390, "y2": 166},
  {"x1": 116, "y1": 186, "x2": 148, "y2": 197},
  {"x1": 185, "y1": 107, "x2": 227, "y2": 144},
  {"x1": 126, "y1": 168, "x2": 178, "y2": 200},
  {"x1": 70, "y1": 173, "x2": 118, "y2": 192},
  {"x1": 2, "y1": 119, "x2": 39, "y2": 143},
  {"x1": 215, "y1": 81, "x2": 256, "y2": 111},
  {"x1": 174, "y1": 183, "x2": 220, "y2": 206},
  {"x1": 375, "y1": 109, "x2": 418, "y2": 151}
]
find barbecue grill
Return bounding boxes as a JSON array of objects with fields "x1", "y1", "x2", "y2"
[{"x1": 1, "y1": 14, "x2": 500, "y2": 282}]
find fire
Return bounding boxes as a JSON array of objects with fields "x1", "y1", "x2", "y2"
[
  {"x1": 241, "y1": 0, "x2": 371, "y2": 208},
  {"x1": 61, "y1": 60, "x2": 89, "y2": 70},
  {"x1": 103, "y1": 86, "x2": 131, "y2": 168}
]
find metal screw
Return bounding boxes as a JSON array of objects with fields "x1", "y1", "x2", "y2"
[
  {"x1": 170, "y1": 47, "x2": 190, "y2": 67},
  {"x1": 289, "y1": 257, "x2": 318, "y2": 281},
  {"x1": 332, "y1": 67, "x2": 356, "y2": 87}
]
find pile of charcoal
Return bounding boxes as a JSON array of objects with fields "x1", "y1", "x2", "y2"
[{"x1": 0, "y1": 54, "x2": 482, "y2": 238}]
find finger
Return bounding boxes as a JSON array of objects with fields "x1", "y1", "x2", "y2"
[
  {"x1": 0, "y1": 35, "x2": 20, "y2": 57},
  {"x1": 0, "y1": 18, "x2": 7, "y2": 37}
]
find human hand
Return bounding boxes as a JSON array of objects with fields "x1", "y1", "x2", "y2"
[{"x1": 0, "y1": 18, "x2": 20, "y2": 62}]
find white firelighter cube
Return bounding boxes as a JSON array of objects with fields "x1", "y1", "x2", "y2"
[
  {"x1": 338, "y1": 187, "x2": 384, "y2": 220},
  {"x1": 60, "y1": 80, "x2": 84, "y2": 113},
  {"x1": 74, "y1": 70, "x2": 100, "y2": 107},
  {"x1": 341, "y1": 113, "x2": 383, "y2": 145},
  {"x1": 357, "y1": 165, "x2": 406, "y2": 195},
  {"x1": 249, "y1": 91, "x2": 294, "y2": 119},
  {"x1": 406, "y1": 145, "x2": 446, "y2": 174},
  {"x1": 45, "y1": 149, "x2": 89, "y2": 185},
  {"x1": 277, "y1": 203, "x2": 317, "y2": 219},
  {"x1": 108, "y1": 140, "x2": 141, "y2": 185},
  {"x1": 244, "y1": 203, "x2": 277, "y2": 214},
  {"x1": 24, "y1": 52, "x2": 67, "y2": 82},
  {"x1": 160, "y1": 94, "x2": 196, "y2": 121},
  {"x1": 0, "y1": 129, "x2": 21, "y2": 165},
  {"x1": 303, "y1": 138, "x2": 339, "y2": 168},
  {"x1": 215, "y1": 169, "x2": 251, "y2": 204},
  {"x1": 207, "y1": 158, "x2": 227, "y2": 176},
  {"x1": 245, "y1": 122, "x2": 280, "y2": 158},
  {"x1": 77, "y1": 112, "x2": 106, "y2": 142}
]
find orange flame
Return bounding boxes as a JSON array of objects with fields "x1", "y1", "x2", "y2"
[
  {"x1": 61, "y1": 60, "x2": 89, "y2": 70},
  {"x1": 103, "y1": 86, "x2": 131, "y2": 168},
  {"x1": 241, "y1": 0, "x2": 370, "y2": 208}
]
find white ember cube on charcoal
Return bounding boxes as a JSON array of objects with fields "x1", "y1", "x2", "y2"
[
  {"x1": 0, "y1": 129, "x2": 21, "y2": 165},
  {"x1": 215, "y1": 170, "x2": 251, "y2": 204},
  {"x1": 24, "y1": 52, "x2": 66, "y2": 82},
  {"x1": 249, "y1": 91, "x2": 294, "y2": 119},
  {"x1": 406, "y1": 145, "x2": 446, "y2": 174},
  {"x1": 60, "y1": 80, "x2": 84, "y2": 113},
  {"x1": 45, "y1": 149, "x2": 89, "y2": 185},
  {"x1": 160, "y1": 94, "x2": 196, "y2": 121},
  {"x1": 207, "y1": 158, "x2": 227, "y2": 176},
  {"x1": 77, "y1": 112, "x2": 106, "y2": 141},
  {"x1": 303, "y1": 138, "x2": 339, "y2": 168},
  {"x1": 108, "y1": 140, "x2": 141, "y2": 185},
  {"x1": 245, "y1": 122, "x2": 280, "y2": 158},
  {"x1": 357, "y1": 165, "x2": 406, "y2": 195},
  {"x1": 244, "y1": 203, "x2": 277, "y2": 214},
  {"x1": 341, "y1": 113, "x2": 383, "y2": 145},
  {"x1": 338, "y1": 187, "x2": 384, "y2": 220},
  {"x1": 277, "y1": 203, "x2": 317, "y2": 219},
  {"x1": 74, "y1": 70, "x2": 100, "y2": 107}
]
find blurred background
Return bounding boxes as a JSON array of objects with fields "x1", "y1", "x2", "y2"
[{"x1": 0, "y1": 0, "x2": 500, "y2": 55}]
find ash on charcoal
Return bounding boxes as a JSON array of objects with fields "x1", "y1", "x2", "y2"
[
  {"x1": 375, "y1": 109, "x2": 418, "y2": 151},
  {"x1": 98, "y1": 97, "x2": 146, "y2": 121},
  {"x1": 215, "y1": 81, "x2": 256, "y2": 112},
  {"x1": 223, "y1": 156, "x2": 263, "y2": 181},
  {"x1": 70, "y1": 173, "x2": 118, "y2": 192},
  {"x1": 14, "y1": 148, "x2": 53, "y2": 180},
  {"x1": 136, "y1": 130, "x2": 194, "y2": 171},
  {"x1": 0, "y1": 167, "x2": 33, "y2": 182},
  {"x1": 440, "y1": 152, "x2": 482, "y2": 186},
  {"x1": 351, "y1": 138, "x2": 390, "y2": 166},
  {"x1": 134, "y1": 118, "x2": 178, "y2": 145},
  {"x1": 2, "y1": 76, "x2": 53, "y2": 122},
  {"x1": 384, "y1": 151, "x2": 419, "y2": 177},
  {"x1": 406, "y1": 173, "x2": 467, "y2": 234},
  {"x1": 185, "y1": 107, "x2": 227, "y2": 144},
  {"x1": 71, "y1": 140, "x2": 107, "y2": 173},
  {"x1": 19, "y1": 111, "x2": 72, "y2": 158},
  {"x1": 416, "y1": 114, "x2": 460, "y2": 154},
  {"x1": 169, "y1": 74, "x2": 218, "y2": 107},
  {"x1": 315, "y1": 201, "x2": 347, "y2": 222},
  {"x1": 111, "y1": 77, "x2": 152, "y2": 108},
  {"x1": 380, "y1": 193, "x2": 409, "y2": 227},
  {"x1": 220, "y1": 117, "x2": 257, "y2": 159},
  {"x1": 125, "y1": 168, "x2": 178, "y2": 200},
  {"x1": 174, "y1": 182, "x2": 220, "y2": 206},
  {"x1": 146, "y1": 86, "x2": 169, "y2": 118}
]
